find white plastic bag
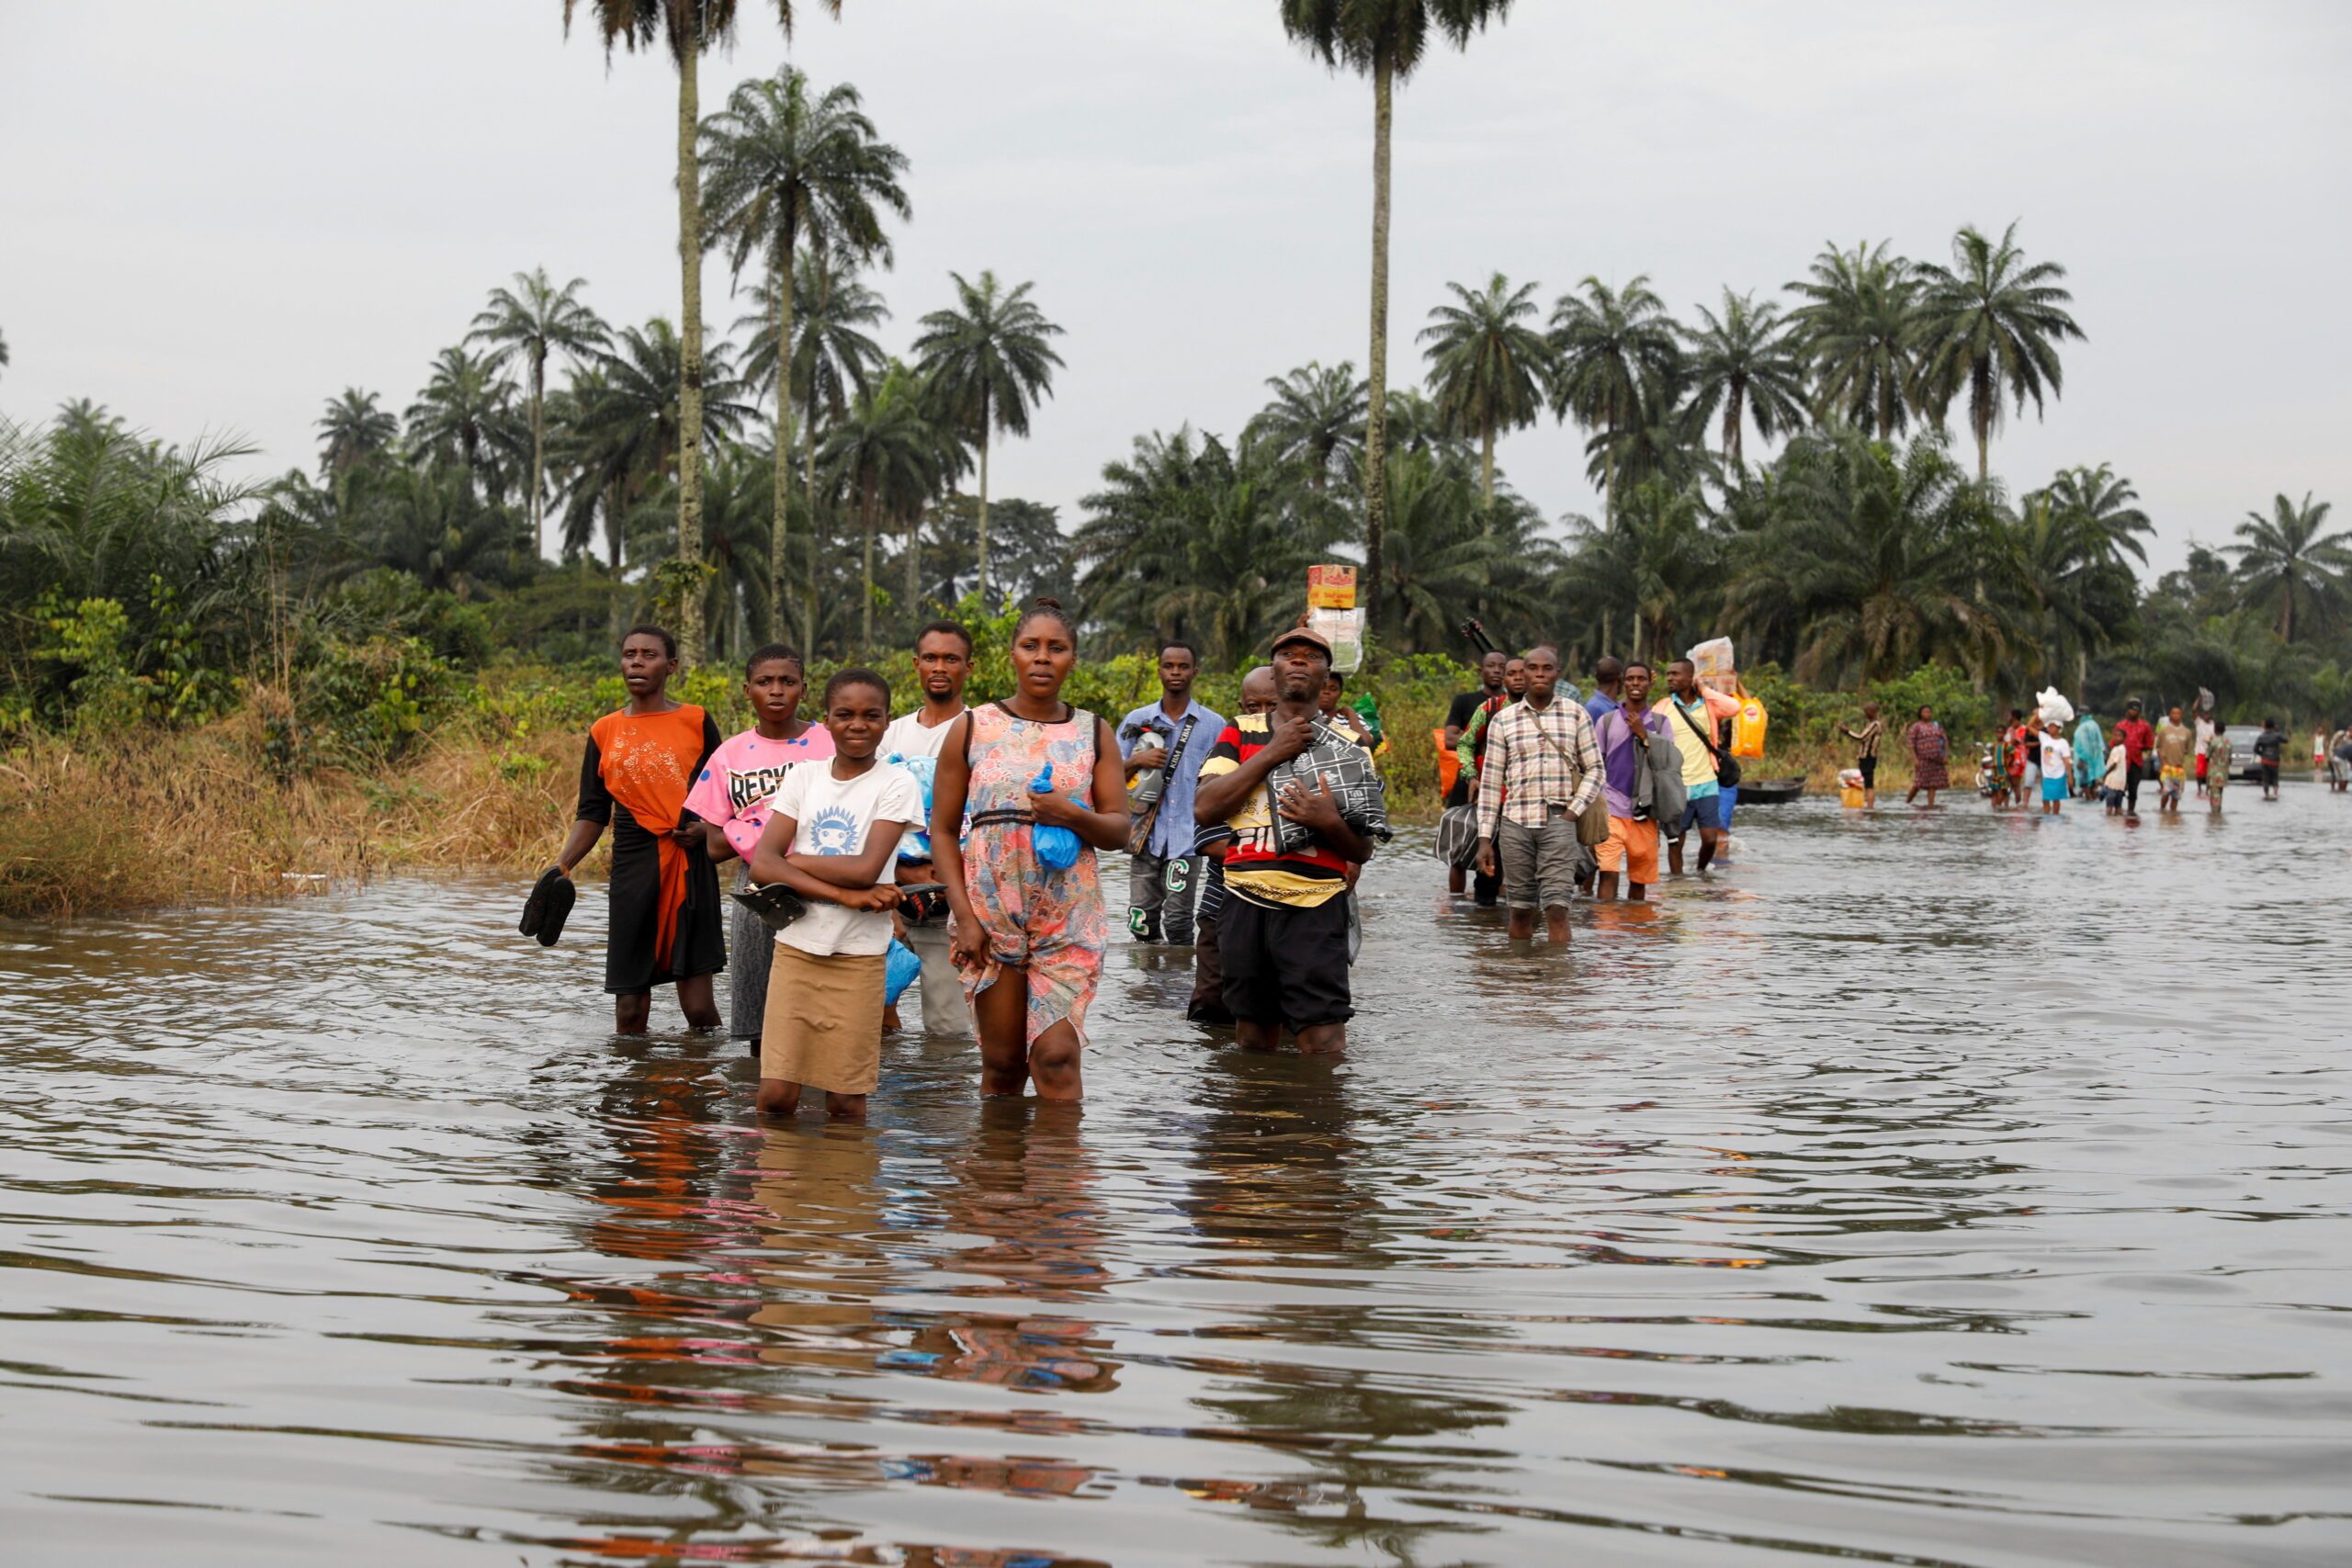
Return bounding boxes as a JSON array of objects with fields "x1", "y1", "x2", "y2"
[
  {"x1": 2036, "y1": 687, "x2": 2075, "y2": 726},
  {"x1": 1687, "y1": 637, "x2": 1736, "y2": 688}
]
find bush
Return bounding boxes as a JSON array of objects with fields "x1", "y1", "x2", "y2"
[{"x1": 266, "y1": 636, "x2": 462, "y2": 773}]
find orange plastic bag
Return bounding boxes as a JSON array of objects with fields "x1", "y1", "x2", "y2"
[
  {"x1": 1434, "y1": 728, "x2": 1460, "y2": 797},
  {"x1": 1732, "y1": 696, "x2": 1769, "y2": 760}
]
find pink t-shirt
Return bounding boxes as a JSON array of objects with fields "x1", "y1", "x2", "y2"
[{"x1": 684, "y1": 725, "x2": 835, "y2": 859}]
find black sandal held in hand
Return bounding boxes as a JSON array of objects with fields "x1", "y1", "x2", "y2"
[
  {"x1": 730, "y1": 883, "x2": 809, "y2": 932},
  {"x1": 519, "y1": 866, "x2": 576, "y2": 946}
]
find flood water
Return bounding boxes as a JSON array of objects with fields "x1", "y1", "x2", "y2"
[{"x1": 6, "y1": 786, "x2": 2350, "y2": 1566}]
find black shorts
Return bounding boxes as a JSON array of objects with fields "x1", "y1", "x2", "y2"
[
  {"x1": 1219, "y1": 893, "x2": 1353, "y2": 1030},
  {"x1": 1858, "y1": 755, "x2": 1877, "y2": 787}
]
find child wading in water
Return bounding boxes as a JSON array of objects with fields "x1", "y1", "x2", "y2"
[
  {"x1": 686, "y1": 644, "x2": 832, "y2": 1054},
  {"x1": 746, "y1": 670, "x2": 922, "y2": 1121}
]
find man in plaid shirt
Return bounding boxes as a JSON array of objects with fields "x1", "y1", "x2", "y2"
[{"x1": 1475, "y1": 645, "x2": 1602, "y2": 943}]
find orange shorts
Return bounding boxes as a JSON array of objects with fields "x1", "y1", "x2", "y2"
[{"x1": 1594, "y1": 816, "x2": 1659, "y2": 883}]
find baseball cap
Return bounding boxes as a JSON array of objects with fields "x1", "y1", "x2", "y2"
[{"x1": 1270, "y1": 625, "x2": 1333, "y2": 658}]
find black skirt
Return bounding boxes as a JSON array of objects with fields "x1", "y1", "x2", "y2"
[{"x1": 604, "y1": 802, "x2": 726, "y2": 994}]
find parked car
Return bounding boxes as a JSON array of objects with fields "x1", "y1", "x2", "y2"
[{"x1": 2219, "y1": 726, "x2": 2267, "y2": 783}]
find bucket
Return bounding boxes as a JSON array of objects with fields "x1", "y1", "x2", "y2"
[{"x1": 1840, "y1": 785, "x2": 1867, "y2": 809}]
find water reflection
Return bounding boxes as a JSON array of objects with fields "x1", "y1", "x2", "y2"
[{"x1": 3, "y1": 789, "x2": 2350, "y2": 1564}]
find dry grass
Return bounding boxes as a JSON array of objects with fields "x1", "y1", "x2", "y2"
[{"x1": 0, "y1": 718, "x2": 593, "y2": 919}]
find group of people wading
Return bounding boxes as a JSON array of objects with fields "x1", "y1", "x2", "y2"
[{"x1": 546, "y1": 606, "x2": 1390, "y2": 1116}]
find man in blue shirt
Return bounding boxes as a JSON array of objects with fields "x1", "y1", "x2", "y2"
[{"x1": 1117, "y1": 640, "x2": 1227, "y2": 944}]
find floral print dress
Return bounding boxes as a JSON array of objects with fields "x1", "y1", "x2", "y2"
[{"x1": 954, "y1": 702, "x2": 1108, "y2": 1047}]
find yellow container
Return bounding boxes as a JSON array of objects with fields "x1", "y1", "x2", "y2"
[
  {"x1": 1733, "y1": 697, "x2": 1770, "y2": 759},
  {"x1": 1839, "y1": 784, "x2": 1866, "y2": 809}
]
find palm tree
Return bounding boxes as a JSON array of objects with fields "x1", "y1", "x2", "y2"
[
  {"x1": 1915, "y1": 221, "x2": 2085, "y2": 482},
  {"x1": 315, "y1": 389, "x2": 400, "y2": 509},
  {"x1": 404, "y1": 348, "x2": 514, "y2": 491},
  {"x1": 468, "y1": 269, "x2": 609, "y2": 560},
  {"x1": 700, "y1": 65, "x2": 908, "y2": 640},
  {"x1": 820, "y1": 363, "x2": 947, "y2": 649},
  {"x1": 1548, "y1": 275, "x2": 1679, "y2": 521},
  {"x1": 1372, "y1": 447, "x2": 1555, "y2": 651},
  {"x1": 1241, "y1": 361, "x2": 1367, "y2": 490},
  {"x1": 1074, "y1": 429, "x2": 1341, "y2": 663},
  {"x1": 1279, "y1": 0, "x2": 1516, "y2": 626},
  {"x1": 2230, "y1": 491, "x2": 2347, "y2": 643},
  {"x1": 1418, "y1": 273, "x2": 1550, "y2": 508},
  {"x1": 1682, "y1": 288, "x2": 1807, "y2": 470},
  {"x1": 738, "y1": 251, "x2": 891, "y2": 632},
  {"x1": 2018, "y1": 464, "x2": 2151, "y2": 690},
  {"x1": 1786, "y1": 240, "x2": 1923, "y2": 442},
  {"x1": 563, "y1": 319, "x2": 755, "y2": 577},
  {"x1": 0, "y1": 327, "x2": 10, "y2": 380},
  {"x1": 912, "y1": 269, "x2": 1064, "y2": 606},
  {"x1": 1725, "y1": 426, "x2": 2013, "y2": 682},
  {"x1": 563, "y1": 0, "x2": 843, "y2": 664}
]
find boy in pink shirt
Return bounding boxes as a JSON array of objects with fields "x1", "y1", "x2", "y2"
[{"x1": 684, "y1": 645, "x2": 832, "y2": 1050}]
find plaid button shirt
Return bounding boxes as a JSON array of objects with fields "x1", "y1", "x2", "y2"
[{"x1": 1476, "y1": 697, "x2": 1604, "y2": 837}]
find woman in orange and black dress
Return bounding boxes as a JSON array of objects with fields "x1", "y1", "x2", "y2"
[{"x1": 553, "y1": 626, "x2": 725, "y2": 1034}]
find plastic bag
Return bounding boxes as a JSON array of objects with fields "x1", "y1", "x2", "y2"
[
  {"x1": 2036, "y1": 687, "x2": 2075, "y2": 726},
  {"x1": 883, "y1": 937, "x2": 922, "y2": 1006},
  {"x1": 888, "y1": 752, "x2": 937, "y2": 862},
  {"x1": 1687, "y1": 637, "x2": 1736, "y2": 689},
  {"x1": 1031, "y1": 762, "x2": 1083, "y2": 870}
]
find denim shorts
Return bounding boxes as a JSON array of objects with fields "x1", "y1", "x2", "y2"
[{"x1": 1678, "y1": 790, "x2": 1724, "y2": 835}]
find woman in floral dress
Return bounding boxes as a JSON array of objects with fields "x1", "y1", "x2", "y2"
[{"x1": 930, "y1": 600, "x2": 1129, "y2": 1101}]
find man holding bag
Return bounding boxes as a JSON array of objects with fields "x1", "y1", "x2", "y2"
[
  {"x1": 1117, "y1": 640, "x2": 1225, "y2": 945},
  {"x1": 1663, "y1": 658, "x2": 1744, "y2": 874},
  {"x1": 1475, "y1": 646, "x2": 1604, "y2": 943}
]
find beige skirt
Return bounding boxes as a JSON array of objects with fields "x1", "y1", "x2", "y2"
[{"x1": 760, "y1": 942, "x2": 887, "y2": 1094}]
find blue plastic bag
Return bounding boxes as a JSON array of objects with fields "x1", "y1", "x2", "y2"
[
  {"x1": 883, "y1": 936, "x2": 922, "y2": 1006},
  {"x1": 1030, "y1": 762, "x2": 1083, "y2": 870},
  {"x1": 888, "y1": 753, "x2": 937, "y2": 862}
]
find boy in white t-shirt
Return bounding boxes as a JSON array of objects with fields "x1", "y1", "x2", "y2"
[{"x1": 747, "y1": 669, "x2": 922, "y2": 1121}]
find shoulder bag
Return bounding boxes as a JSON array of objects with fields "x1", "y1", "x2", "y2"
[
  {"x1": 1527, "y1": 704, "x2": 1613, "y2": 847},
  {"x1": 1670, "y1": 698, "x2": 1742, "y2": 789},
  {"x1": 1125, "y1": 713, "x2": 1198, "y2": 855}
]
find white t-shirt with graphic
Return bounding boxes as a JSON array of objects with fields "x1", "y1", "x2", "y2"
[
  {"x1": 764, "y1": 761, "x2": 922, "y2": 958},
  {"x1": 2040, "y1": 737, "x2": 2071, "y2": 781},
  {"x1": 881, "y1": 706, "x2": 966, "y2": 762}
]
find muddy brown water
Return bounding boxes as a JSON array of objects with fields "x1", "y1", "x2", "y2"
[{"x1": 5, "y1": 789, "x2": 2349, "y2": 1565}]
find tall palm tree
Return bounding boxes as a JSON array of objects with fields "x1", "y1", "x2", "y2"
[
  {"x1": 563, "y1": 319, "x2": 755, "y2": 570},
  {"x1": 468, "y1": 269, "x2": 609, "y2": 561},
  {"x1": 315, "y1": 389, "x2": 400, "y2": 509},
  {"x1": 1279, "y1": 0, "x2": 1516, "y2": 626},
  {"x1": 1418, "y1": 273, "x2": 1550, "y2": 508},
  {"x1": 1241, "y1": 361, "x2": 1367, "y2": 490},
  {"x1": 1548, "y1": 275, "x2": 1679, "y2": 521},
  {"x1": 1786, "y1": 240, "x2": 1923, "y2": 442},
  {"x1": 700, "y1": 65, "x2": 908, "y2": 640},
  {"x1": 1915, "y1": 221, "x2": 2084, "y2": 482},
  {"x1": 2229, "y1": 491, "x2": 2347, "y2": 644},
  {"x1": 911, "y1": 269, "x2": 1064, "y2": 607},
  {"x1": 819, "y1": 364, "x2": 946, "y2": 649},
  {"x1": 1682, "y1": 288, "x2": 1808, "y2": 470},
  {"x1": 563, "y1": 0, "x2": 843, "y2": 663}
]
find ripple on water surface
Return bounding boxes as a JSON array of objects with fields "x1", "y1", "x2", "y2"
[{"x1": 3, "y1": 790, "x2": 2350, "y2": 1565}]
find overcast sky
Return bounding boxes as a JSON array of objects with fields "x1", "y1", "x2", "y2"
[{"x1": 5, "y1": 1, "x2": 2346, "y2": 573}]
